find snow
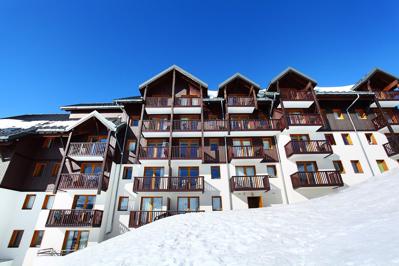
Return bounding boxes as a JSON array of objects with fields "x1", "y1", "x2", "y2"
[
  {"x1": 207, "y1": 90, "x2": 218, "y2": 98},
  {"x1": 53, "y1": 170, "x2": 399, "y2": 266},
  {"x1": 315, "y1": 84, "x2": 354, "y2": 92}
]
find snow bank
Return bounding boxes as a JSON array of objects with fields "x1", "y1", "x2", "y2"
[{"x1": 54, "y1": 170, "x2": 399, "y2": 266}]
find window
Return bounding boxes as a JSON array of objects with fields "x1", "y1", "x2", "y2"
[
  {"x1": 127, "y1": 140, "x2": 136, "y2": 153},
  {"x1": 342, "y1": 134, "x2": 353, "y2": 145},
  {"x1": 333, "y1": 109, "x2": 344, "y2": 120},
  {"x1": 30, "y1": 230, "x2": 44, "y2": 248},
  {"x1": 290, "y1": 134, "x2": 309, "y2": 141},
  {"x1": 211, "y1": 166, "x2": 221, "y2": 179},
  {"x1": 81, "y1": 163, "x2": 102, "y2": 174},
  {"x1": 356, "y1": 109, "x2": 367, "y2": 120},
  {"x1": 296, "y1": 161, "x2": 317, "y2": 172},
  {"x1": 72, "y1": 195, "x2": 96, "y2": 210},
  {"x1": 262, "y1": 138, "x2": 274, "y2": 150},
  {"x1": 118, "y1": 197, "x2": 129, "y2": 211},
  {"x1": 42, "y1": 195, "x2": 55, "y2": 210},
  {"x1": 22, "y1": 194, "x2": 36, "y2": 209},
  {"x1": 267, "y1": 165, "x2": 277, "y2": 177},
  {"x1": 324, "y1": 134, "x2": 336, "y2": 145},
  {"x1": 51, "y1": 163, "x2": 60, "y2": 177},
  {"x1": 212, "y1": 196, "x2": 222, "y2": 211},
  {"x1": 42, "y1": 137, "x2": 54, "y2": 149},
  {"x1": 8, "y1": 230, "x2": 24, "y2": 248},
  {"x1": 62, "y1": 231, "x2": 89, "y2": 255},
  {"x1": 376, "y1": 160, "x2": 388, "y2": 173},
  {"x1": 122, "y1": 167, "x2": 133, "y2": 179},
  {"x1": 333, "y1": 160, "x2": 345, "y2": 174},
  {"x1": 365, "y1": 133, "x2": 377, "y2": 145},
  {"x1": 32, "y1": 163, "x2": 46, "y2": 177},
  {"x1": 130, "y1": 116, "x2": 139, "y2": 127},
  {"x1": 177, "y1": 197, "x2": 199, "y2": 211},
  {"x1": 235, "y1": 166, "x2": 255, "y2": 176},
  {"x1": 179, "y1": 167, "x2": 199, "y2": 177},
  {"x1": 351, "y1": 160, "x2": 364, "y2": 173}
]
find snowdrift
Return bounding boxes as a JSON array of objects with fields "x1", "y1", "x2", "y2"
[{"x1": 54, "y1": 170, "x2": 399, "y2": 266}]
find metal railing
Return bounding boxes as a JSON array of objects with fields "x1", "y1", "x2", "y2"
[
  {"x1": 142, "y1": 120, "x2": 171, "y2": 131},
  {"x1": 173, "y1": 120, "x2": 202, "y2": 131},
  {"x1": 229, "y1": 145, "x2": 264, "y2": 159},
  {"x1": 133, "y1": 177, "x2": 204, "y2": 192},
  {"x1": 230, "y1": 175, "x2": 270, "y2": 191},
  {"x1": 58, "y1": 173, "x2": 100, "y2": 190},
  {"x1": 68, "y1": 142, "x2": 107, "y2": 157},
  {"x1": 227, "y1": 96, "x2": 254, "y2": 106},
  {"x1": 139, "y1": 146, "x2": 169, "y2": 159},
  {"x1": 46, "y1": 209, "x2": 103, "y2": 227},
  {"x1": 171, "y1": 146, "x2": 201, "y2": 159},
  {"x1": 290, "y1": 171, "x2": 344, "y2": 189},
  {"x1": 203, "y1": 120, "x2": 228, "y2": 131},
  {"x1": 285, "y1": 140, "x2": 333, "y2": 157},
  {"x1": 286, "y1": 114, "x2": 323, "y2": 126},
  {"x1": 230, "y1": 119, "x2": 283, "y2": 131}
]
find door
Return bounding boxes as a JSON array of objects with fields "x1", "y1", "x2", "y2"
[
  {"x1": 235, "y1": 166, "x2": 256, "y2": 188},
  {"x1": 140, "y1": 197, "x2": 163, "y2": 223},
  {"x1": 296, "y1": 161, "x2": 318, "y2": 184},
  {"x1": 232, "y1": 139, "x2": 252, "y2": 157},
  {"x1": 147, "y1": 140, "x2": 168, "y2": 158},
  {"x1": 179, "y1": 139, "x2": 199, "y2": 158},
  {"x1": 290, "y1": 134, "x2": 310, "y2": 152},
  {"x1": 177, "y1": 197, "x2": 199, "y2": 212},
  {"x1": 73, "y1": 195, "x2": 96, "y2": 210},
  {"x1": 178, "y1": 167, "x2": 199, "y2": 189},
  {"x1": 247, "y1": 196, "x2": 262, "y2": 209},
  {"x1": 143, "y1": 167, "x2": 164, "y2": 190},
  {"x1": 62, "y1": 231, "x2": 89, "y2": 255}
]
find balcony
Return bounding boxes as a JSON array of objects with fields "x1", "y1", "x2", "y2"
[
  {"x1": 290, "y1": 171, "x2": 344, "y2": 189},
  {"x1": 139, "y1": 146, "x2": 169, "y2": 161},
  {"x1": 58, "y1": 173, "x2": 101, "y2": 190},
  {"x1": 284, "y1": 140, "x2": 333, "y2": 159},
  {"x1": 142, "y1": 120, "x2": 171, "y2": 138},
  {"x1": 129, "y1": 210, "x2": 204, "y2": 228},
  {"x1": 279, "y1": 89, "x2": 314, "y2": 108},
  {"x1": 46, "y1": 209, "x2": 103, "y2": 227},
  {"x1": 228, "y1": 145, "x2": 265, "y2": 162},
  {"x1": 372, "y1": 114, "x2": 399, "y2": 132},
  {"x1": 203, "y1": 146, "x2": 227, "y2": 163},
  {"x1": 172, "y1": 120, "x2": 202, "y2": 137},
  {"x1": 370, "y1": 91, "x2": 399, "y2": 108},
  {"x1": 227, "y1": 96, "x2": 255, "y2": 113},
  {"x1": 68, "y1": 142, "x2": 107, "y2": 161},
  {"x1": 203, "y1": 120, "x2": 228, "y2": 137},
  {"x1": 383, "y1": 137, "x2": 399, "y2": 159},
  {"x1": 171, "y1": 146, "x2": 202, "y2": 160},
  {"x1": 174, "y1": 97, "x2": 201, "y2": 114},
  {"x1": 229, "y1": 119, "x2": 284, "y2": 136},
  {"x1": 286, "y1": 114, "x2": 323, "y2": 131},
  {"x1": 230, "y1": 175, "x2": 270, "y2": 192},
  {"x1": 145, "y1": 97, "x2": 173, "y2": 114},
  {"x1": 133, "y1": 177, "x2": 204, "y2": 192}
]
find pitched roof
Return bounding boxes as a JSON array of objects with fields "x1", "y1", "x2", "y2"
[
  {"x1": 139, "y1": 65, "x2": 208, "y2": 90},
  {"x1": 218, "y1": 73, "x2": 261, "y2": 90},
  {"x1": 351, "y1": 68, "x2": 399, "y2": 91},
  {"x1": 266, "y1": 67, "x2": 317, "y2": 91},
  {"x1": 60, "y1": 102, "x2": 122, "y2": 110},
  {"x1": 65, "y1": 111, "x2": 118, "y2": 132}
]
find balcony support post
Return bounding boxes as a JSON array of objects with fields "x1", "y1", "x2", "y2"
[
  {"x1": 310, "y1": 82, "x2": 327, "y2": 129},
  {"x1": 224, "y1": 86, "x2": 231, "y2": 134},
  {"x1": 277, "y1": 81, "x2": 289, "y2": 130},
  {"x1": 135, "y1": 85, "x2": 147, "y2": 163},
  {"x1": 98, "y1": 129, "x2": 111, "y2": 194},
  {"x1": 200, "y1": 84, "x2": 205, "y2": 162},
  {"x1": 53, "y1": 131, "x2": 73, "y2": 194},
  {"x1": 168, "y1": 69, "x2": 176, "y2": 176}
]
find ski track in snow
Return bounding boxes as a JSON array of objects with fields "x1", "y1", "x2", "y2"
[{"x1": 49, "y1": 170, "x2": 399, "y2": 266}]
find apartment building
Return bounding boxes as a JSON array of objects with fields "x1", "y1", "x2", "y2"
[{"x1": 0, "y1": 65, "x2": 398, "y2": 266}]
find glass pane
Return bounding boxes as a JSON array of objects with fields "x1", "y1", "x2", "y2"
[
  {"x1": 75, "y1": 196, "x2": 86, "y2": 209},
  {"x1": 297, "y1": 163, "x2": 305, "y2": 172},
  {"x1": 267, "y1": 166, "x2": 276, "y2": 177},
  {"x1": 152, "y1": 198, "x2": 162, "y2": 210},
  {"x1": 78, "y1": 231, "x2": 89, "y2": 250},
  {"x1": 263, "y1": 140, "x2": 271, "y2": 150},
  {"x1": 141, "y1": 198, "x2": 152, "y2": 211},
  {"x1": 236, "y1": 167, "x2": 244, "y2": 176},
  {"x1": 46, "y1": 196, "x2": 55, "y2": 209},
  {"x1": 233, "y1": 140, "x2": 241, "y2": 146},
  {"x1": 306, "y1": 163, "x2": 316, "y2": 172},
  {"x1": 179, "y1": 168, "x2": 189, "y2": 177},
  {"x1": 246, "y1": 167, "x2": 255, "y2": 176},
  {"x1": 86, "y1": 196, "x2": 95, "y2": 210},
  {"x1": 189, "y1": 198, "x2": 199, "y2": 211},
  {"x1": 178, "y1": 198, "x2": 188, "y2": 211},
  {"x1": 212, "y1": 198, "x2": 221, "y2": 210},
  {"x1": 190, "y1": 168, "x2": 199, "y2": 176},
  {"x1": 93, "y1": 165, "x2": 102, "y2": 174},
  {"x1": 83, "y1": 165, "x2": 93, "y2": 174}
]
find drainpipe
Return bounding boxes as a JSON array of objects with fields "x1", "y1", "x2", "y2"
[
  {"x1": 345, "y1": 94, "x2": 376, "y2": 177},
  {"x1": 105, "y1": 104, "x2": 129, "y2": 235}
]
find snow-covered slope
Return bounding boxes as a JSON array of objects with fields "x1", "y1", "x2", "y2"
[{"x1": 54, "y1": 171, "x2": 399, "y2": 266}]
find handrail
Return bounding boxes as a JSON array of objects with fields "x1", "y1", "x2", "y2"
[
  {"x1": 230, "y1": 119, "x2": 283, "y2": 131},
  {"x1": 171, "y1": 146, "x2": 202, "y2": 159},
  {"x1": 68, "y1": 142, "x2": 107, "y2": 157},
  {"x1": 284, "y1": 140, "x2": 332, "y2": 157},
  {"x1": 174, "y1": 97, "x2": 201, "y2": 106},
  {"x1": 146, "y1": 97, "x2": 172, "y2": 107},
  {"x1": 290, "y1": 171, "x2": 343, "y2": 189},
  {"x1": 280, "y1": 89, "x2": 313, "y2": 101},
  {"x1": 133, "y1": 176, "x2": 204, "y2": 192},
  {"x1": 46, "y1": 209, "x2": 103, "y2": 227},
  {"x1": 58, "y1": 173, "x2": 101, "y2": 190},
  {"x1": 286, "y1": 114, "x2": 323, "y2": 126},
  {"x1": 139, "y1": 146, "x2": 169, "y2": 159},
  {"x1": 142, "y1": 120, "x2": 171, "y2": 131},
  {"x1": 172, "y1": 120, "x2": 202, "y2": 131},
  {"x1": 203, "y1": 120, "x2": 228, "y2": 131},
  {"x1": 230, "y1": 175, "x2": 270, "y2": 191},
  {"x1": 227, "y1": 96, "x2": 254, "y2": 106}
]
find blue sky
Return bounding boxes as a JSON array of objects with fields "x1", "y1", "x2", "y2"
[{"x1": 0, "y1": 0, "x2": 398, "y2": 117}]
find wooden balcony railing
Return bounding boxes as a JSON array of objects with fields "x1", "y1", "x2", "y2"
[
  {"x1": 229, "y1": 145, "x2": 265, "y2": 159},
  {"x1": 372, "y1": 113, "x2": 399, "y2": 130},
  {"x1": 139, "y1": 146, "x2": 169, "y2": 159},
  {"x1": 46, "y1": 209, "x2": 103, "y2": 227},
  {"x1": 133, "y1": 177, "x2": 204, "y2": 192},
  {"x1": 263, "y1": 148, "x2": 279, "y2": 162},
  {"x1": 230, "y1": 119, "x2": 283, "y2": 131},
  {"x1": 286, "y1": 114, "x2": 323, "y2": 126},
  {"x1": 68, "y1": 142, "x2": 107, "y2": 157},
  {"x1": 146, "y1": 97, "x2": 172, "y2": 107},
  {"x1": 230, "y1": 175, "x2": 270, "y2": 192},
  {"x1": 284, "y1": 140, "x2": 333, "y2": 157},
  {"x1": 203, "y1": 120, "x2": 228, "y2": 131},
  {"x1": 174, "y1": 97, "x2": 201, "y2": 107},
  {"x1": 129, "y1": 210, "x2": 204, "y2": 228},
  {"x1": 280, "y1": 89, "x2": 314, "y2": 101},
  {"x1": 173, "y1": 120, "x2": 202, "y2": 131},
  {"x1": 290, "y1": 171, "x2": 344, "y2": 189},
  {"x1": 142, "y1": 120, "x2": 171, "y2": 132},
  {"x1": 171, "y1": 146, "x2": 201, "y2": 159},
  {"x1": 227, "y1": 96, "x2": 255, "y2": 106},
  {"x1": 383, "y1": 136, "x2": 399, "y2": 157},
  {"x1": 203, "y1": 146, "x2": 227, "y2": 163},
  {"x1": 375, "y1": 91, "x2": 399, "y2": 100},
  {"x1": 58, "y1": 173, "x2": 100, "y2": 190}
]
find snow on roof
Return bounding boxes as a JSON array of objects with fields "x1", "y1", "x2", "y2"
[
  {"x1": 65, "y1": 111, "x2": 118, "y2": 132},
  {"x1": 51, "y1": 170, "x2": 399, "y2": 266},
  {"x1": 314, "y1": 84, "x2": 354, "y2": 93},
  {"x1": 207, "y1": 90, "x2": 218, "y2": 98}
]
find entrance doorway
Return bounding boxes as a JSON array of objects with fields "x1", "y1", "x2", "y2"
[{"x1": 247, "y1": 196, "x2": 262, "y2": 208}]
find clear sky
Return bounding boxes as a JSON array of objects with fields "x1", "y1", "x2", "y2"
[{"x1": 0, "y1": 0, "x2": 398, "y2": 117}]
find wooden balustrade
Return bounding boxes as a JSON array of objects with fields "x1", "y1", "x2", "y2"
[
  {"x1": 171, "y1": 146, "x2": 201, "y2": 159},
  {"x1": 286, "y1": 114, "x2": 323, "y2": 126},
  {"x1": 58, "y1": 173, "x2": 100, "y2": 190},
  {"x1": 174, "y1": 97, "x2": 201, "y2": 106},
  {"x1": 203, "y1": 120, "x2": 228, "y2": 131},
  {"x1": 46, "y1": 209, "x2": 103, "y2": 227},
  {"x1": 139, "y1": 146, "x2": 169, "y2": 159},
  {"x1": 284, "y1": 140, "x2": 333, "y2": 157},
  {"x1": 383, "y1": 136, "x2": 399, "y2": 157},
  {"x1": 203, "y1": 146, "x2": 226, "y2": 163},
  {"x1": 290, "y1": 171, "x2": 344, "y2": 189},
  {"x1": 372, "y1": 113, "x2": 399, "y2": 130},
  {"x1": 133, "y1": 177, "x2": 204, "y2": 192},
  {"x1": 229, "y1": 145, "x2": 264, "y2": 159},
  {"x1": 375, "y1": 91, "x2": 399, "y2": 100},
  {"x1": 280, "y1": 89, "x2": 314, "y2": 101},
  {"x1": 230, "y1": 119, "x2": 283, "y2": 131},
  {"x1": 146, "y1": 97, "x2": 172, "y2": 107},
  {"x1": 227, "y1": 96, "x2": 254, "y2": 106},
  {"x1": 172, "y1": 120, "x2": 202, "y2": 131},
  {"x1": 142, "y1": 120, "x2": 171, "y2": 131},
  {"x1": 129, "y1": 210, "x2": 204, "y2": 228},
  {"x1": 230, "y1": 175, "x2": 270, "y2": 191},
  {"x1": 68, "y1": 142, "x2": 107, "y2": 157}
]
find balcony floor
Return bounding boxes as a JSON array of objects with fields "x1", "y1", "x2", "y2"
[
  {"x1": 172, "y1": 131, "x2": 202, "y2": 138},
  {"x1": 173, "y1": 106, "x2": 201, "y2": 114},
  {"x1": 227, "y1": 106, "x2": 255, "y2": 114},
  {"x1": 279, "y1": 100, "x2": 314, "y2": 108},
  {"x1": 285, "y1": 125, "x2": 322, "y2": 132},
  {"x1": 145, "y1": 107, "x2": 172, "y2": 114},
  {"x1": 142, "y1": 132, "x2": 170, "y2": 138},
  {"x1": 287, "y1": 153, "x2": 332, "y2": 160}
]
